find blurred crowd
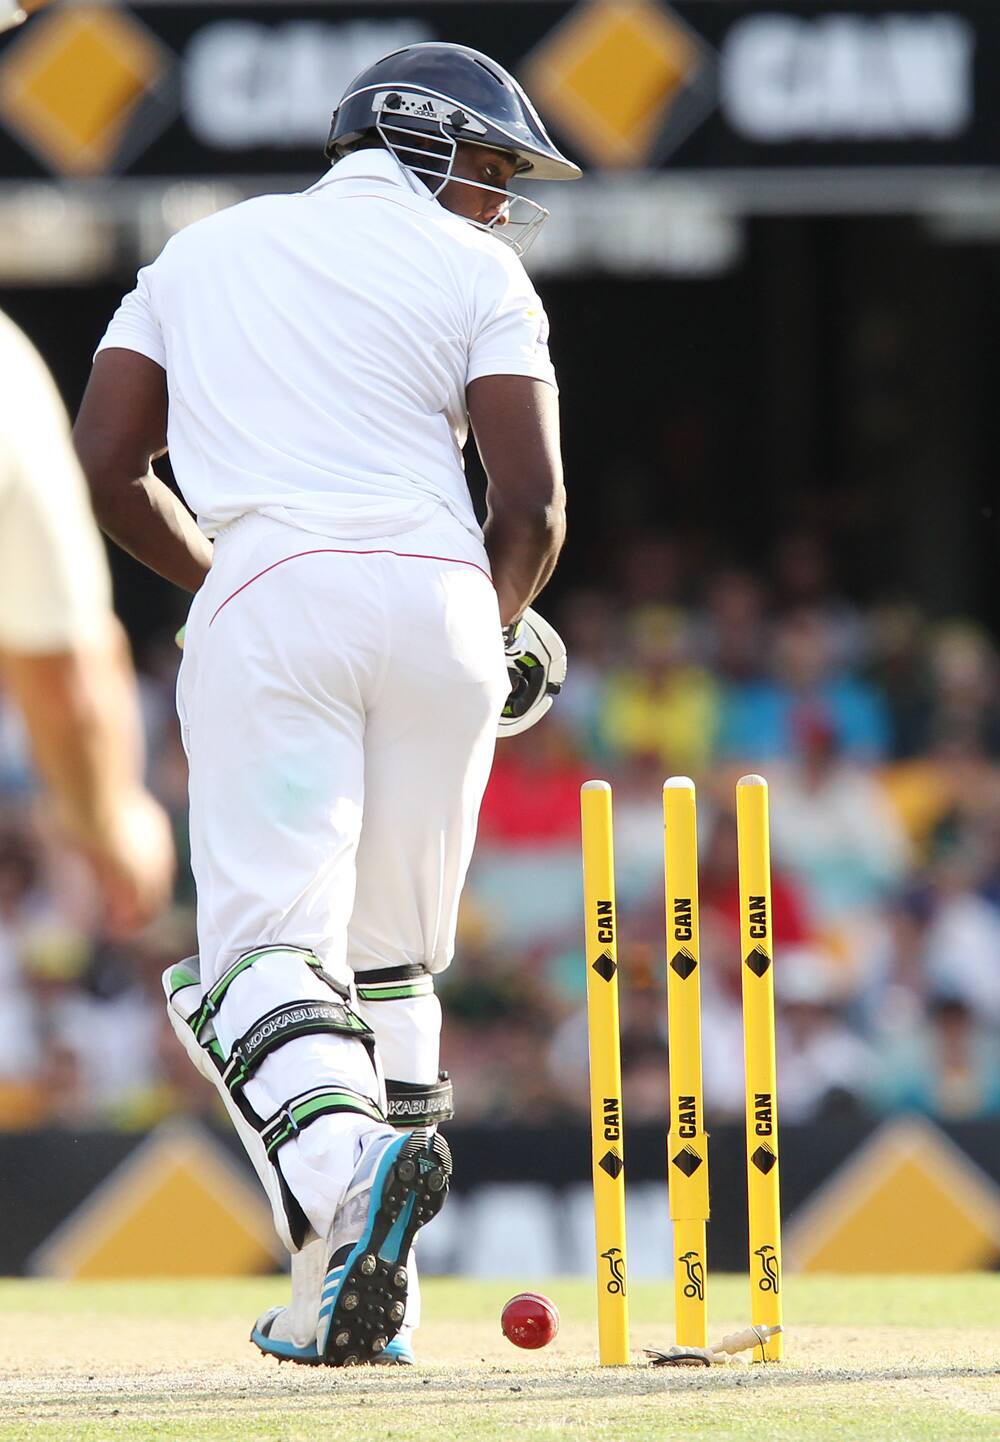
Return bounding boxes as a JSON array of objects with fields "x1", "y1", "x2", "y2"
[{"x1": 2, "y1": 528, "x2": 999, "y2": 1134}]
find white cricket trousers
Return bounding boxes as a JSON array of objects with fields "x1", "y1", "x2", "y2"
[{"x1": 176, "y1": 509, "x2": 509, "y2": 1239}]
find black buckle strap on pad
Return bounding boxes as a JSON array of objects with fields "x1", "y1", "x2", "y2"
[
  {"x1": 354, "y1": 964, "x2": 428, "y2": 985},
  {"x1": 385, "y1": 1073, "x2": 454, "y2": 1128},
  {"x1": 354, "y1": 964, "x2": 434, "y2": 1004},
  {"x1": 223, "y1": 999, "x2": 374, "y2": 1094}
]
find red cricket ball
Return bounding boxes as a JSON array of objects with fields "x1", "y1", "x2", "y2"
[{"x1": 500, "y1": 1292, "x2": 560, "y2": 1349}]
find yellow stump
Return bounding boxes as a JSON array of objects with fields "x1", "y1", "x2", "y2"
[
  {"x1": 580, "y1": 780, "x2": 630, "y2": 1366},
  {"x1": 662, "y1": 777, "x2": 710, "y2": 1347},
  {"x1": 736, "y1": 774, "x2": 783, "y2": 1361}
]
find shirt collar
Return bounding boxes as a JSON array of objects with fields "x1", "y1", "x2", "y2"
[{"x1": 306, "y1": 149, "x2": 432, "y2": 200}]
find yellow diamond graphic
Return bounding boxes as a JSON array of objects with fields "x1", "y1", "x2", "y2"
[
  {"x1": 786, "y1": 1118, "x2": 1000, "y2": 1273},
  {"x1": 30, "y1": 1121, "x2": 285, "y2": 1278},
  {"x1": 524, "y1": 0, "x2": 703, "y2": 169},
  {"x1": 0, "y1": 5, "x2": 167, "y2": 176}
]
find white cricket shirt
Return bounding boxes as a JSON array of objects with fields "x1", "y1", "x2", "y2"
[
  {"x1": 97, "y1": 151, "x2": 557, "y2": 541},
  {"x1": 0, "y1": 311, "x2": 112, "y2": 652}
]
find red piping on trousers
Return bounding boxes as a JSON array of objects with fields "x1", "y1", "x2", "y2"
[{"x1": 209, "y1": 547, "x2": 495, "y2": 628}]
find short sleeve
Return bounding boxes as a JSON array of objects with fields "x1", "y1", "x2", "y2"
[
  {"x1": 94, "y1": 263, "x2": 167, "y2": 369},
  {"x1": 0, "y1": 318, "x2": 112, "y2": 652},
  {"x1": 467, "y1": 247, "x2": 557, "y2": 390}
]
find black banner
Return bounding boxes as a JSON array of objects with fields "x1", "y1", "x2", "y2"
[
  {"x1": 0, "y1": 1, "x2": 997, "y2": 181},
  {"x1": 2, "y1": 1120, "x2": 999, "y2": 1274}
]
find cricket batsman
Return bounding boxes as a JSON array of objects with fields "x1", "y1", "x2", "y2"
[{"x1": 74, "y1": 43, "x2": 576, "y2": 1366}]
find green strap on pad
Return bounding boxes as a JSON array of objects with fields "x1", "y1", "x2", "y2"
[
  {"x1": 262, "y1": 1087, "x2": 386, "y2": 1158},
  {"x1": 191, "y1": 946, "x2": 348, "y2": 1041}
]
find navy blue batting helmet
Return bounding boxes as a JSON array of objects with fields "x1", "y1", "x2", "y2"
[{"x1": 326, "y1": 42, "x2": 581, "y2": 182}]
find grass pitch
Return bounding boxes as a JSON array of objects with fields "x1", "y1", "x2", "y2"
[{"x1": 0, "y1": 1274, "x2": 997, "y2": 1441}]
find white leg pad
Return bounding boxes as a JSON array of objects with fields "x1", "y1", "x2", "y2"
[
  {"x1": 164, "y1": 966, "x2": 304, "y2": 1253},
  {"x1": 354, "y1": 979, "x2": 442, "y2": 1089},
  {"x1": 163, "y1": 950, "x2": 389, "y2": 1253}
]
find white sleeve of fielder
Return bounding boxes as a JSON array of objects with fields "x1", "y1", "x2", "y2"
[
  {"x1": 0, "y1": 3, "x2": 26, "y2": 36},
  {"x1": 466, "y1": 246, "x2": 557, "y2": 391},
  {"x1": 95, "y1": 261, "x2": 167, "y2": 368},
  {"x1": 0, "y1": 315, "x2": 113, "y2": 652}
]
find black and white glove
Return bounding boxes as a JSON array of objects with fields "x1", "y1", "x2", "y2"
[{"x1": 498, "y1": 606, "x2": 567, "y2": 738}]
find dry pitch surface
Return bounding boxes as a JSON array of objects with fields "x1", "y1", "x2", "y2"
[{"x1": 1, "y1": 1275, "x2": 998, "y2": 1441}]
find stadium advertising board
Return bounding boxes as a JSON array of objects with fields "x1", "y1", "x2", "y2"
[{"x1": 0, "y1": 0, "x2": 997, "y2": 183}]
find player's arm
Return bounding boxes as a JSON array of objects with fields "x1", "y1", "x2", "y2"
[
  {"x1": 0, "y1": 619, "x2": 138, "y2": 835},
  {"x1": 0, "y1": 622, "x2": 174, "y2": 931},
  {"x1": 74, "y1": 348, "x2": 213, "y2": 593},
  {"x1": 467, "y1": 374, "x2": 566, "y2": 627},
  {"x1": 0, "y1": 616, "x2": 175, "y2": 933},
  {"x1": 0, "y1": 1, "x2": 45, "y2": 33},
  {"x1": 0, "y1": 321, "x2": 174, "y2": 932}
]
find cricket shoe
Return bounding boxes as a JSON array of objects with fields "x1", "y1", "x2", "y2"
[
  {"x1": 250, "y1": 1128, "x2": 447, "y2": 1368},
  {"x1": 251, "y1": 1312, "x2": 416, "y2": 1367},
  {"x1": 316, "y1": 1127, "x2": 449, "y2": 1365},
  {"x1": 251, "y1": 1305, "x2": 322, "y2": 1366},
  {"x1": 251, "y1": 1225, "x2": 424, "y2": 1369}
]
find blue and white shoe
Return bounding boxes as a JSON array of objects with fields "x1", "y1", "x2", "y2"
[
  {"x1": 250, "y1": 1129, "x2": 447, "y2": 1368},
  {"x1": 317, "y1": 1127, "x2": 449, "y2": 1366},
  {"x1": 251, "y1": 1313, "x2": 417, "y2": 1367},
  {"x1": 251, "y1": 1240, "x2": 428, "y2": 1366},
  {"x1": 251, "y1": 1306, "x2": 322, "y2": 1365}
]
